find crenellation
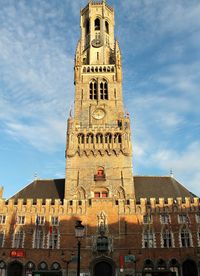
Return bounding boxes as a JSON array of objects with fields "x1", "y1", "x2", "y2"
[{"x1": 1, "y1": 1, "x2": 199, "y2": 275}]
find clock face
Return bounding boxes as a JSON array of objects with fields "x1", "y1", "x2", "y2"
[
  {"x1": 92, "y1": 108, "x2": 105, "y2": 120},
  {"x1": 91, "y1": 38, "x2": 103, "y2": 48}
]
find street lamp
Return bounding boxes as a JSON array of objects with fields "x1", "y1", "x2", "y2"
[{"x1": 75, "y1": 220, "x2": 85, "y2": 276}]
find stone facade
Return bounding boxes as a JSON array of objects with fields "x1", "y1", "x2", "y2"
[{"x1": 0, "y1": 1, "x2": 200, "y2": 276}]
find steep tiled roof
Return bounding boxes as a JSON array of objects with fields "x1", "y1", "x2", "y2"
[
  {"x1": 134, "y1": 176, "x2": 195, "y2": 201},
  {"x1": 10, "y1": 179, "x2": 65, "y2": 203},
  {"x1": 10, "y1": 176, "x2": 196, "y2": 202}
]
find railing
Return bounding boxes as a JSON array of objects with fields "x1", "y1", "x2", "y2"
[{"x1": 82, "y1": 65, "x2": 115, "y2": 74}]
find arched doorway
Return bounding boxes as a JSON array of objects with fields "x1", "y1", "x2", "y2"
[
  {"x1": 94, "y1": 261, "x2": 113, "y2": 276},
  {"x1": 8, "y1": 261, "x2": 23, "y2": 276},
  {"x1": 182, "y1": 259, "x2": 198, "y2": 276},
  {"x1": 91, "y1": 257, "x2": 115, "y2": 276}
]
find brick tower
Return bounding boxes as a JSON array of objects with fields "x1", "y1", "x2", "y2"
[{"x1": 65, "y1": 0, "x2": 134, "y2": 201}]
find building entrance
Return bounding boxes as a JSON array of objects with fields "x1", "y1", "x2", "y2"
[
  {"x1": 94, "y1": 261, "x2": 113, "y2": 276},
  {"x1": 8, "y1": 261, "x2": 23, "y2": 276},
  {"x1": 182, "y1": 259, "x2": 198, "y2": 276}
]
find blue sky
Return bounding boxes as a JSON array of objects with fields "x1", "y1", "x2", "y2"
[{"x1": 0, "y1": 0, "x2": 200, "y2": 199}]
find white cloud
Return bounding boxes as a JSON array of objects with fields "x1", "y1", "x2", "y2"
[{"x1": 0, "y1": 1, "x2": 75, "y2": 151}]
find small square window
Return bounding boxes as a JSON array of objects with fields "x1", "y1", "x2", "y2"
[{"x1": 95, "y1": 192, "x2": 100, "y2": 198}]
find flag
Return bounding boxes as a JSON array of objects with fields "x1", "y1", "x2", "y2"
[
  {"x1": 36, "y1": 215, "x2": 39, "y2": 226},
  {"x1": 119, "y1": 255, "x2": 124, "y2": 269},
  {"x1": 49, "y1": 226, "x2": 53, "y2": 234}
]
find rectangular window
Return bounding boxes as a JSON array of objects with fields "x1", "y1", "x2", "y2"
[
  {"x1": 144, "y1": 230, "x2": 154, "y2": 248},
  {"x1": 48, "y1": 229, "x2": 59, "y2": 249},
  {"x1": 178, "y1": 214, "x2": 188, "y2": 224},
  {"x1": 17, "y1": 216, "x2": 25, "y2": 225},
  {"x1": 51, "y1": 216, "x2": 59, "y2": 226},
  {"x1": 36, "y1": 216, "x2": 45, "y2": 225},
  {"x1": 163, "y1": 230, "x2": 172, "y2": 248},
  {"x1": 102, "y1": 193, "x2": 108, "y2": 198},
  {"x1": 143, "y1": 215, "x2": 152, "y2": 224},
  {"x1": 95, "y1": 192, "x2": 100, "y2": 198},
  {"x1": 160, "y1": 214, "x2": 170, "y2": 224},
  {"x1": 0, "y1": 215, "x2": 6, "y2": 224},
  {"x1": 34, "y1": 228, "x2": 44, "y2": 249}
]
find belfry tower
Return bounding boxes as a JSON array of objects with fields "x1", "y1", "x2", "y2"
[{"x1": 65, "y1": 0, "x2": 134, "y2": 200}]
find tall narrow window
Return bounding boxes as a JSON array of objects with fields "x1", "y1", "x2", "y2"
[
  {"x1": 100, "y1": 80, "x2": 108, "y2": 100},
  {"x1": 95, "y1": 18, "x2": 100, "y2": 31},
  {"x1": 0, "y1": 231, "x2": 5, "y2": 247},
  {"x1": 89, "y1": 80, "x2": 97, "y2": 100},
  {"x1": 78, "y1": 134, "x2": 84, "y2": 144},
  {"x1": 180, "y1": 227, "x2": 191, "y2": 247},
  {"x1": 105, "y1": 21, "x2": 109, "y2": 34},
  {"x1": 105, "y1": 133, "x2": 112, "y2": 144},
  {"x1": 0, "y1": 215, "x2": 6, "y2": 224},
  {"x1": 33, "y1": 227, "x2": 44, "y2": 249},
  {"x1": 143, "y1": 229, "x2": 154, "y2": 248},
  {"x1": 96, "y1": 134, "x2": 103, "y2": 144},
  {"x1": 162, "y1": 229, "x2": 172, "y2": 248},
  {"x1": 86, "y1": 19, "x2": 90, "y2": 34},
  {"x1": 13, "y1": 230, "x2": 24, "y2": 248},
  {"x1": 48, "y1": 228, "x2": 59, "y2": 249}
]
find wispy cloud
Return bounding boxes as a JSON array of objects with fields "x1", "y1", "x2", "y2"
[{"x1": 0, "y1": 0, "x2": 76, "y2": 151}]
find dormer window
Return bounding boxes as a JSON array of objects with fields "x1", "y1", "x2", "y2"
[{"x1": 95, "y1": 18, "x2": 100, "y2": 31}]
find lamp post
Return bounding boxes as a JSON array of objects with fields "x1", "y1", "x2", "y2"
[{"x1": 75, "y1": 220, "x2": 85, "y2": 276}]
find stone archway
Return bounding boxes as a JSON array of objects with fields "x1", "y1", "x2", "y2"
[
  {"x1": 91, "y1": 256, "x2": 115, "y2": 276},
  {"x1": 182, "y1": 259, "x2": 198, "y2": 276},
  {"x1": 8, "y1": 261, "x2": 23, "y2": 276}
]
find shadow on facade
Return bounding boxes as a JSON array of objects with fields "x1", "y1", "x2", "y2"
[{"x1": 0, "y1": 205, "x2": 199, "y2": 276}]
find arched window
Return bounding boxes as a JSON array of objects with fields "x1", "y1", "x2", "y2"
[
  {"x1": 105, "y1": 133, "x2": 112, "y2": 144},
  {"x1": 78, "y1": 134, "x2": 84, "y2": 144},
  {"x1": 96, "y1": 133, "x2": 103, "y2": 144},
  {"x1": 105, "y1": 21, "x2": 109, "y2": 34},
  {"x1": 100, "y1": 80, "x2": 108, "y2": 100},
  {"x1": 162, "y1": 228, "x2": 172, "y2": 248},
  {"x1": 86, "y1": 133, "x2": 94, "y2": 144},
  {"x1": 48, "y1": 228, "x2": 60, "y2": 249},
  {"x1": 89, "y1": 80, "x2": 98, "y2": 100},
  {"x1": 86, "y1": 19, "x2": 90, "y2": 34},
  {"x1": 33, "y1": 227, "x2": 45, "y2": 249},
  {"x1": 180, "y1": 227, "x2": 191, "y2": 247},
  {"x1": 143, "y1": 259, "x2": 154, "y2": 271},
  {"x1": 13, "y1": 230, "x2": 24, "y2": 248},
  {"x1": 143, "y1": 229, "x2": 155, "y2": 248},
  {"x1": 157, "y1": 259, "x2": 167, "y2": 271},
  {"x1": 95, "y1": 18, "x2": 100, "y2": 31},
  {"x1": 114, "y1": 133, "x2": 122, "y2": 144}
]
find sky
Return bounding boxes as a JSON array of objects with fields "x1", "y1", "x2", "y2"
[{"x1": 0, "y1": 0, "x2": 200, "y2": 199}]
